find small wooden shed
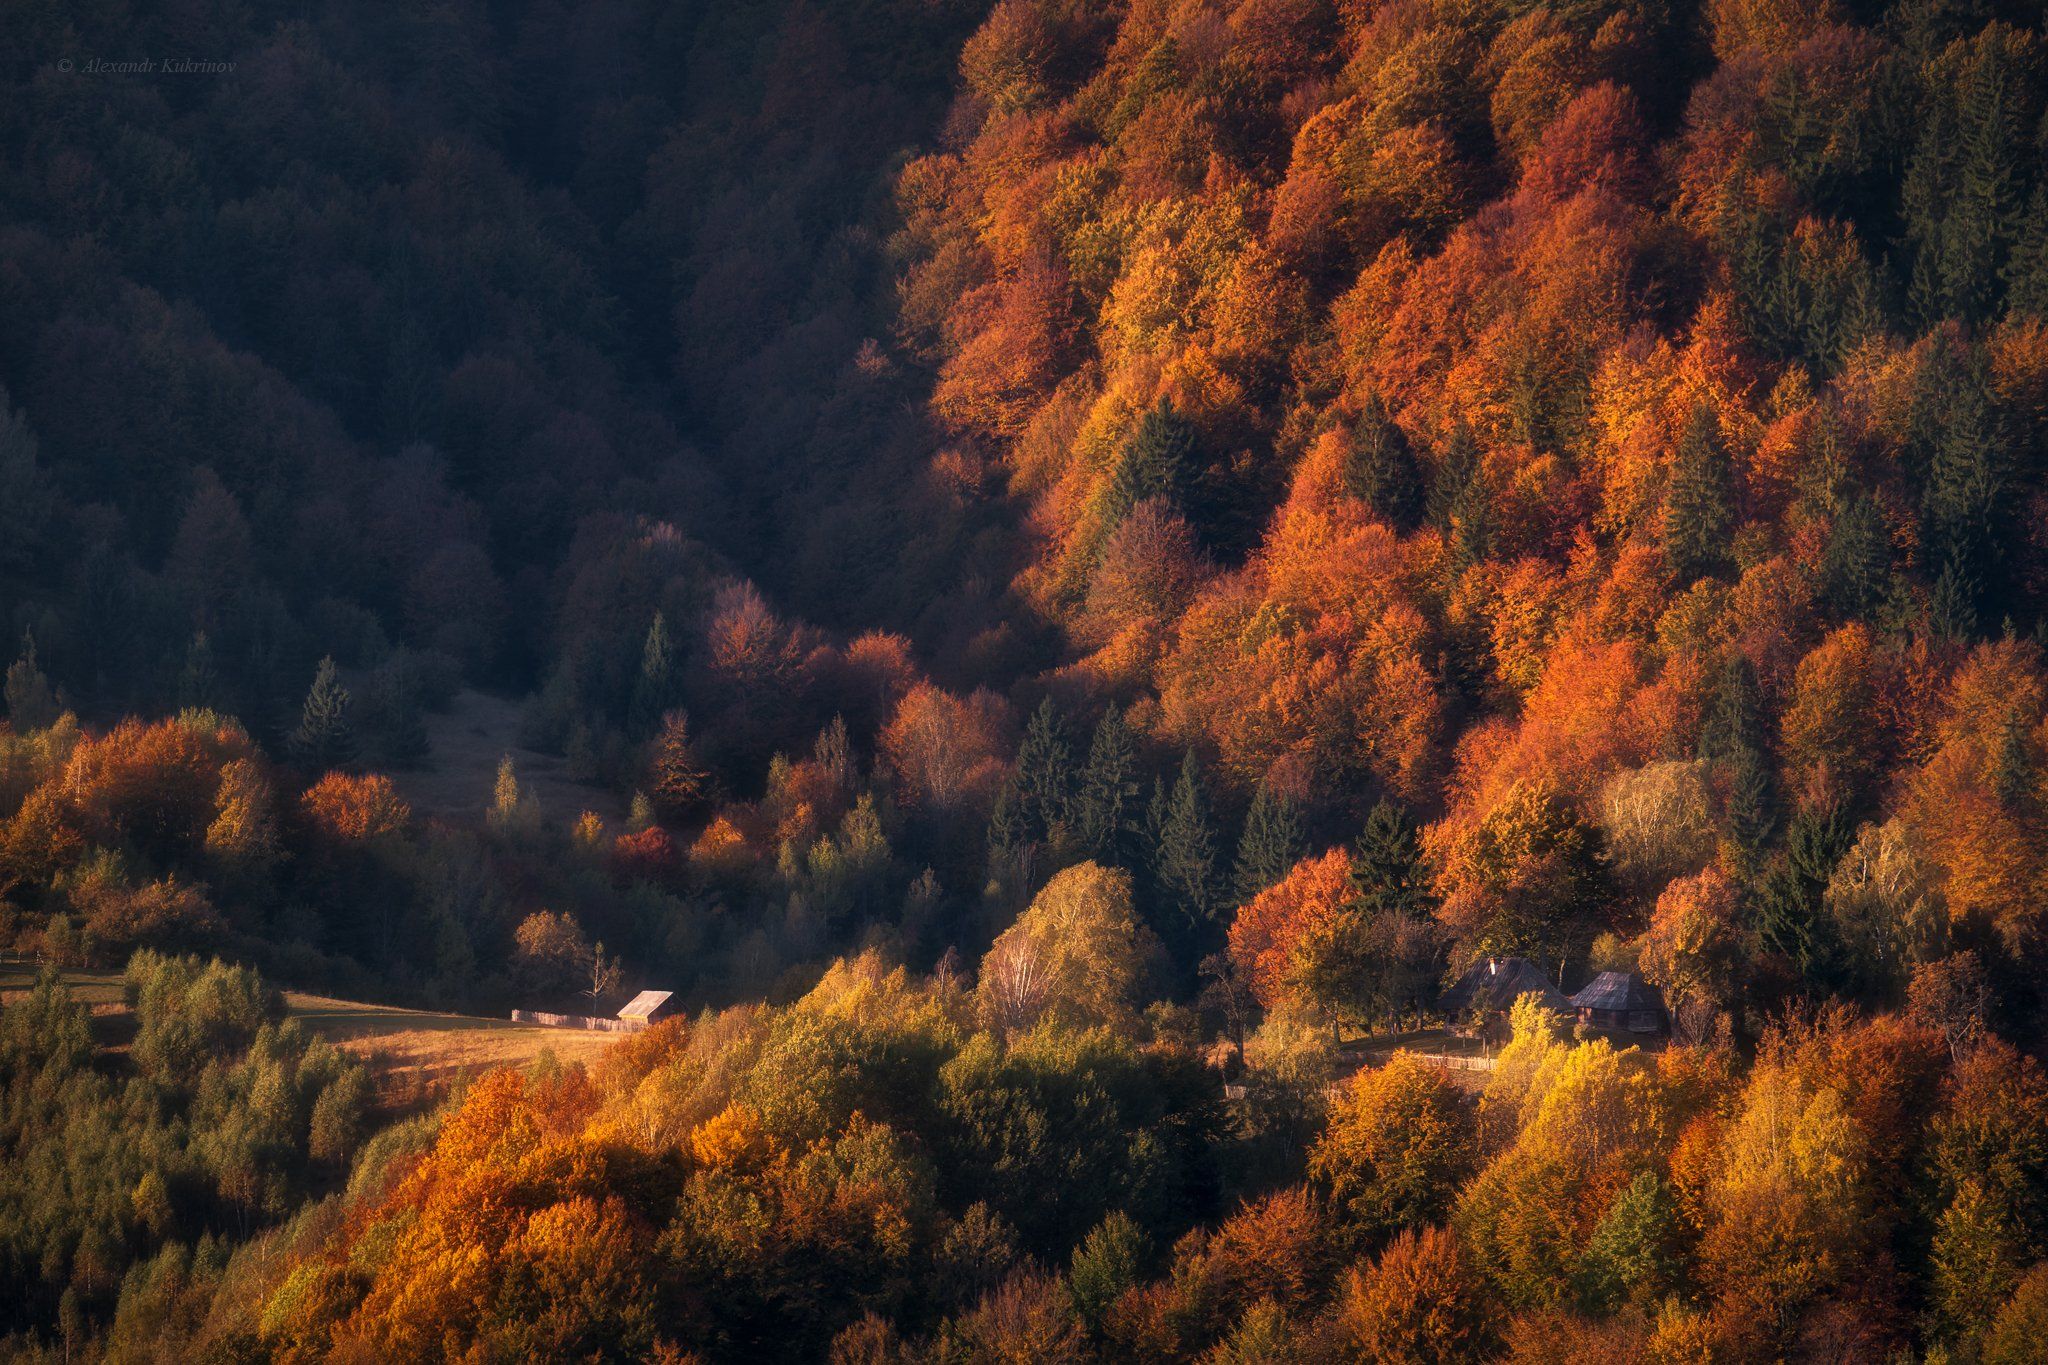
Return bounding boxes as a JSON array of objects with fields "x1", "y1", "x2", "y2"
[
  {"x1": 617, "y1": 990, "x2": 680, "y2": 1029},
  {"x1": 1568, "y1": 972, "x2": 1666, "y2": 1034}
]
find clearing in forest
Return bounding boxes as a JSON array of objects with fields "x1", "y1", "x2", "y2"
[{"x1": 0, "y1": 962, "x2": 618, "y2": 1103}]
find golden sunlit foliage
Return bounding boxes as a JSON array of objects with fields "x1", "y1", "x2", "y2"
[{"x1": 977, "y1": 861, "x2": 1157, "y2": 1031}]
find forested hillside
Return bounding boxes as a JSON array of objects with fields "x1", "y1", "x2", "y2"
[{"x1": 7, "y1": 0, "x2": 2048, "y2": 1358}]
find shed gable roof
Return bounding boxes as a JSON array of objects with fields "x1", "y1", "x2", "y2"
[{"x1": 618, "y1": 989, "x2": 674, "y2": 1020}]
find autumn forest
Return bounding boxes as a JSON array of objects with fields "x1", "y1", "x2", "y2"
[{"x1": 6, "y1": 0, "x2": 2048, "y2": 1359}]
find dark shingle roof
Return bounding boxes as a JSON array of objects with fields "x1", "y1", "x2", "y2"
[
  {"x1": 1568, "y1": 971, "x2": 1664, "y2": 1014},
  {"x1": 1438, "y1": 957, "x2": 1570, "y2": 1016}
]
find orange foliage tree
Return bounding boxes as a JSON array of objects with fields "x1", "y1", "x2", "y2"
[
  {"x1": 1336, "y1": 1226, "x2": 1500, "y2": 1364},
  {"x1": 1227, "y1": 847, "x2": 1353, "y2": 1009},
  {"x1": 300, "y1": 771, "x2": 411, "y2": 842},
  {"x1": 879, "y1": 683, "x2": 1012, "y2": 814}
]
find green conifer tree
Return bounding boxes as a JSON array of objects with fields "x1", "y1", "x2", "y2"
[
  {"x1": 987, "y1": 778, "x2": 1028, "y2": 871},
  {"x1": 1232, "y1": 780, "x2": 1304, "y2": 905},
  {"x1": 177, "y1": 630, "x2": 220, "y2": 712},
  {"x1": 1149, "y1": 750, "x2": 1220, "y2": 934},
  {"x1": 1662, "y1": 405, "x2": 1734, "y2": 584},
  {"x1": 1819, "y1": 493, "x2": 1891, "y2": 621},
  {"x1": 1105, "y1": 398, "x2": 1197, "y2": 529},
  {"x1": 1014, "y1": 697, "x2": 1076, "y2": 848},
  {"x1": 3, "y1": 630, "x2": 58, "y2": 732},
  {"x1": 1752, "y1": 800, "x2": 1852, "y2": 988},
  {"x1": 1919, "y1": 356, "x2": 2014, "y2": 637},
  {"x1": 1726, "y1": 745, "x2": 1779, "y2": 882},
  {"x1": 1992, "y1": 713, "x2": 2035, "y2": 811},
  {"x1": 2007, "y1": 182, "x2": 2048, "y2": 317},
  {"x1": 376, "y1": 668, "x2": 431, "y2": 766},
  {"x1": 1930, "y1": 559, "x2": 1982, "y2": 642},
  {"x1": 1430, "y1": 423, "x2": 1492, "y2": 569},
  {"x1": 1348, "y1": 797, "x2": 1433, "y2": 918},
  {"x1": 1700, "y1": 658, "x2": 1776, "y2": 881},
  {"x1": 1575, "y1": 1172, "x2": 1681, "y2": 1314},
  {"x1": 1075, "y1": 704, "x2": 1141, "y2": 865},
  {"x1": 630, "y1": 611, "x2": 676, "y2": 737},
  {"x1": 1342, "y1": 392, "x2": 1423, "y2": 529},
  {"x1": 1903, "y1": 29, "x2": 2031, "y2": 325},
  {"x1": 1697, "y1": 656, "x2": 1765, "y2": 766},
  {"x1": 1796, "y1": 404, "x2": 1851, "y2": 516},
  {"x1": 288, "y1": 656, "x2": 355, "y2": 770}
]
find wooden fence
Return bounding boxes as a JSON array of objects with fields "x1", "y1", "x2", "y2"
[
  {"x1": 510, "y1": 1009, "x2": 645, "y2": 1033},
  {"x1": 1322, "y1": 1050, "x2": 1496, "y2": 1099}
]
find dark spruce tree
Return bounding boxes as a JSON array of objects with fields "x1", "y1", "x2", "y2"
[
  {"x1": 1074, "y1": 703, "x2": 1141, "y2": 865},
  {"x1": 371, "y1": 667, "x2": 431, "y2": 767},
  {"x1": 1819, "y1": 494, "x2": 1891, "y2": 621},
  {"x1": 1104, "y1": 397, "x2": 1198, "y2": 530},
  {"x1": 1427, "y1": 421, "x2": 1476, "y2": 528},
  {"x1": 1725, "y1": 202, "x2": 1810, "y2": 365},
  {"x1": 177, "y1": 630, "x2": 220, "y2": 712},
  {"x1": 2008, "y1": 181, "x2": 2048, "y2": 317},
  {"x1": 1662, "y1": 405, "x2": 1735, "y2": 585},
  {"x1": 4, "y1": 630, "x2": 58, "y2": 732},
  {"x1": 1430, "y1": 422, "x2": 1493, "y2": 569},
  {"x1": 289, "y1": 656, "x2": 355, "y2": 770},
  {"x1": 1992, "y1": 712, "x2": 2036, "y2": 813},
  {"x1": 1148, "y1": 751, "x2": 1220, "y2": 940},
  {"x1": 1929, "y1": 558, "x2": 1982, "y2": 642},
  {"x1": 1014, "y1": 697, "x2": 1076, "y2": 849},
  {"x1": 1698, "y1": 655, "x2": 1766, "y2": 766},
  {"x1": 1726, "y1": 744, "x2": 1780, "y2": 884},
  {"x1": 1700, "y1": 657, "x2": 1777, "y2": 881},
  {"x1": 1724, "y1": 196, "x2": 1885, "y2": 375},
  {"x1": 1901, "y1": 26, "x2": 2033, "y2": 326},
  {"x1": 1753, "y1": 801, "x2": 1853, "y2": 991},
  {"x1": 1917, "y1": 355, "x2": 2014, "y2": 639},
  {"x1": 629, "y1": 611, "x2": 677, "y2": 738},
  {"x1": 1348, "y1": 797, "x2": 1434, "y2": 919},
  {"x1": 987, "y1": 777, "x2": 1028, "y2": 871},
  {"x1": 1232, "y1": 779, "x2": 1303, "y2": 905},
  {"x1": 1342, "y1": 392, "x2": 1423, "y2": 529}
]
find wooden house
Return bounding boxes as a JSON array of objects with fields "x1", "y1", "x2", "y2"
[
  {"x1": 1437, "y1": 957, "x2": 1570, "y2": 1039},
  {"x1": 1567, "y1": 972, "x2": 1666, "y2": 1035}
]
